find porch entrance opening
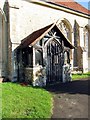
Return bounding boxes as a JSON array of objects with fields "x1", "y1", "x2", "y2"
[{"x1": 46, "y1": 39, "x2": 63, "y2": 84}]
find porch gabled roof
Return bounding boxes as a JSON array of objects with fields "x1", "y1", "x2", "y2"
[{"x1": 18, "y1": 23, "x2": 74, "y2": 49}]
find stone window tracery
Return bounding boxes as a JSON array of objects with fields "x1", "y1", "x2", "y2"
[
  {"x1": 58, "y1": 21, "x2": 71, "y2": 40},
  {"x1": 57, "y1": 20, "x2": 72, "y2": 60}
]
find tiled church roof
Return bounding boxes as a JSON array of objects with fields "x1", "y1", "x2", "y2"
[{"x1": 49, "y1": 0, "x2": 90, "y2": 15}]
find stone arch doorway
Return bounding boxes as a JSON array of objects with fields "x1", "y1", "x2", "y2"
[{"x1": 44, "y1": 37, "x2": 63, "y2": 84}]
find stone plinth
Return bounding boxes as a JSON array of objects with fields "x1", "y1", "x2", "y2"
[
  {"x1": 25, "y1": 66, "x2": 46, "y2": 86},
  {"x1": 0, "y1": 78, "x2": 3, "y2": 83}
]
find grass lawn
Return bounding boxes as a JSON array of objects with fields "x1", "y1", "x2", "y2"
[
  {"x1": 72, "y1": 72, "x2": 90, "y2": 80},
  {"x1": 2, "y1": 82, "x2": 53, "y2": 118}
]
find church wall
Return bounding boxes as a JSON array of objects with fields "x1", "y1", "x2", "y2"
[
  {"x1": 0, "y1": 0, "x2": 89, "y2": 80},
  {"x1": 8, "y1": 0, "x2": 89, "y2": 73},
  {"x1": 0, "y1": 13, "x2": 3, "y2": 77},
  {"x1": 88, "y1": 27, "x2": 90, "y2": 72},
  {"x1": 0, "y1": 9, "x2": 8, "y2": 79},
  {"x1": 8, "y1": 0, "x2": 89, "y2": 47},
  {"x1": 88, "y1": 58, "x2": 90, "y2": 72},
  {"x1": 2, "y1": 16, "x2": 7, "y2": 77}
]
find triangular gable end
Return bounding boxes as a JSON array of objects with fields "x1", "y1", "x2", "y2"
[{"x1": 18, "y1": 23, "x2": 74, "y2": 49}]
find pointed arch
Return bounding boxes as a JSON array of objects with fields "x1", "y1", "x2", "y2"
[
  {"x1": 84, "y1": 24, "x2": 90, "y2": 31},
  {"x1": 44, "y1": 37, "x2": 61, "y2": 48},
  {"x1": 44, "y1": 37, "x2": 63, "y2": 83},
  {"x1": 56, "y1": 18, "x2": 72, "y2": 43},
  {"x1": 62, "y1": 18, "x2": 73, "y2": 32},
  {"x1": 84, "y1": 24, "x2": 90, "y2": 57},
  {"x1": 56, "y1": 18, "x2": 73, "y2": 61}
]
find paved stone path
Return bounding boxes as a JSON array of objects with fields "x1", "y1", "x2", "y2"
[{"x1": 46, "y1": 79, "x2": 89, "y2": 119}]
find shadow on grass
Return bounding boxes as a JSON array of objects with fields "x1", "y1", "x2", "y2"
[
  {"x1": 45, "y1": 79, "x2": 90, "y2": 95},
  {"x1": 2, "y1": 78, "x2": 90, "y2": 95}
]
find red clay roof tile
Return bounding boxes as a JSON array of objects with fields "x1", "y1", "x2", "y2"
[{"x1": 50, "y1": 0, "x2": 90, "y2": 15}]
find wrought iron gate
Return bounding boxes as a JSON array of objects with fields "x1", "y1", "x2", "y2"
[{"x1": 46, "y1": 39, "x2": 63, "y2": 84}]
